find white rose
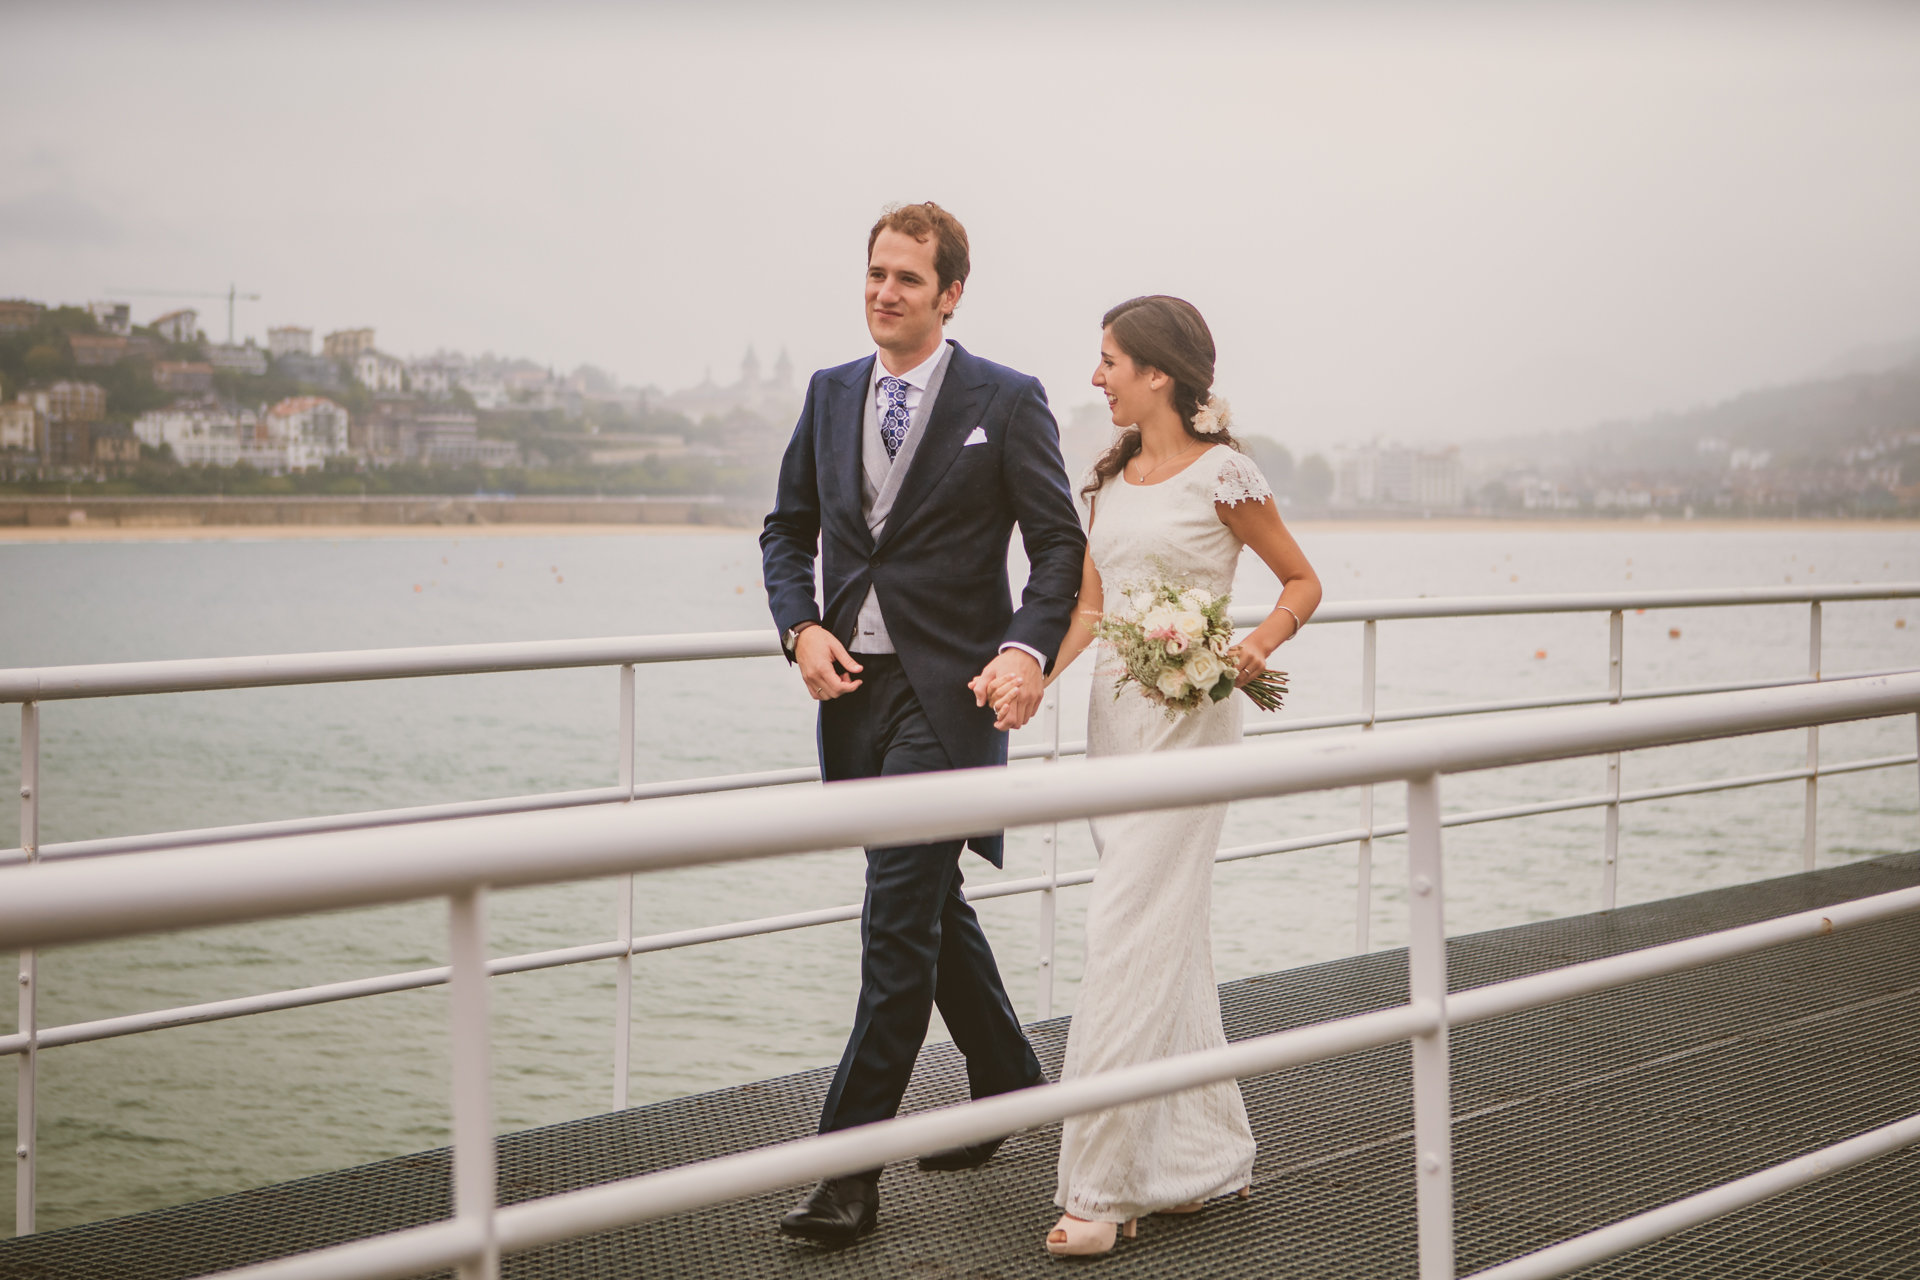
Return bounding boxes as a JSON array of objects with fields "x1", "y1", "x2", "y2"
[
  {"x1": 1173, "y1": 610, "x2": 1207, "y2": 638},
  {"x1": 1186, "y1": 649, "x2": 1225, "y2": 689},
  {"x1": 1155, "y1": 668, "x2": 1189, "y2": 698},
  {"x1": 1141, "y1": 605, "x2": 1175, "y2": 634},
  {"x1": 1180, "y1": 588, "x2": 1213, "y2": 611}
]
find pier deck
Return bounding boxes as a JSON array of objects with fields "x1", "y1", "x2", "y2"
[{"x1": 4, "y1": 852, "x2": 1917, "y2": 1279}]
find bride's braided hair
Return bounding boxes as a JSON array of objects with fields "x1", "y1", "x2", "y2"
[{"x1": 1081, "y1": 295, "x2": 1238, "y2": 507}]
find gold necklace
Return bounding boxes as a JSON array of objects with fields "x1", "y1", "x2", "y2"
[{"x1": 1130, "y1": 440, "x2": 1200, "y2": 484}]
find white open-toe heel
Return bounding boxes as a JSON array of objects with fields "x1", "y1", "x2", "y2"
[{"x1": 1045, "y1": 1214, "x2": 1137, "y2": 1256}]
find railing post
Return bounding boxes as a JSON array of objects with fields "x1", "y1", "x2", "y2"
[
  {"x1": 614, "y1": 664, "x2": 635, "y2": 1110},
  {"x1": 449, "y1": 887, "x2": 499, "y2": 1280},
  {"x1": 1603, "y1": 610, "x2": 1623, "y2": 911},
  {"x1": 1037, "y1": 685, "x2": 1060, "y2": 1020},
  {"x1": 1805, "y1": 603, "x2": 1821, "y2": 870},
  {"x1": 1407, "y1": 772, "x2": 1453, "y2": 1279},
  {"x1": 15, "y1": 702, "x2": 38, "y2": 1237},
  {"x1": 1357, "y1": 620, "x2": 1377, "y2": 953}
]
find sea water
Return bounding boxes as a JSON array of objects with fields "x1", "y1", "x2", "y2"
[{"x1": 1, "y1": 524, "x2": 1916, "y2": 1231}]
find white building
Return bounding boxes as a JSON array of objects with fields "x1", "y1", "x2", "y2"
[
  {"x1": 1519, "y1": 477, "x2": 1581, "y2": 510},
  {"x1": 87, "y1": 301, "x2": 131, "y2": 336},
  {"x1": 268, "y1": 326, "x2": 313, "y2": 359},
  {"x1": 262, "y1": 396, "x2": 351, "y2": 470},
  {"x1": 151, "y1": 309, "x2": 199, "y2": 343},
  {"x1": 659, "y1": 345, "x2": 799, "y2": 423},
  {"x1": 457, "y1": 376, "x2": 510, "y2": 410},
  {"x1": 407, "y1": 358, "x2": 457, "y2": 400},
  {"x1": 1333, "y1": 442, "x2": 1463, "y2": 507},
  {"x1": 208, "y1": 341, "x2": 268, "y2": 375},
  {"x1": 403, "y1": 411, "x2": 520, "y2": 467},
  {"x1": 0, "y1": 403, "x2": 42, "y2": 453},
  {"x1": 131, "y1": 400, "x2": 286, "y2": 470},
  {"x1": 354, "y1": 349, "x2": 406, "y2": 393}
]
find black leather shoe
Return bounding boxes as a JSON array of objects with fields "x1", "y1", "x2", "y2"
[
  {"x1": 778, "y1": 1173, "x2": 880, "y2": 1245},
  {"x1": 916, "y1": 1135, "x2": 1005, "y2": 1172}
]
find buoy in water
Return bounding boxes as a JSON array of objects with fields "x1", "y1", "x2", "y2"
[
  {"x1": 1669, "y1": 628, "x2": 1682, "y2": 639},
  {"x1": 1533, "y1": 649, "x2": 1547, "y2": 659}
]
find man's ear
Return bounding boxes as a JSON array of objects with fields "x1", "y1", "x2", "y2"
[{"x1": 941, "y1": 279, "x2": 965, "y2": 321}]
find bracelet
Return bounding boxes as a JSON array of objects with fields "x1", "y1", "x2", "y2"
[{"x1": 1275, "y1": 604, "x2": 1302, "y2": 638}]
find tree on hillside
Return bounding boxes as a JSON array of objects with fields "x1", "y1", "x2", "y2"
[{"x1": 1298, "y1": 453, "x2": 1334, "y2": 503}]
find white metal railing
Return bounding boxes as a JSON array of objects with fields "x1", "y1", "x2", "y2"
[
  {"x1": 0, "y1": 673, "x2": 1917, "y2": 1279},
  {"x1": 4, "y1": 583, "x2": 1919, "y2": 1260}
]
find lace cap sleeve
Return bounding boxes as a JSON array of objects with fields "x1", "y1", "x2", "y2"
[{"x1": 1212, "y1": 450, "x2": 1273, "y2": 507}]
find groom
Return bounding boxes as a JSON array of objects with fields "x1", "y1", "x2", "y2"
[{"x1": 760, "y1": 202, "x2": 1086, "y2": 1244}]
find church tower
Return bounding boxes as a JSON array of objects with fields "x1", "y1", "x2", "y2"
[
  {"x1": 773, "y1": 347, "x2": 794, "y2": 389},
  {"x1": 740, "y1": 345, "x2": 761, "y2": 389}
]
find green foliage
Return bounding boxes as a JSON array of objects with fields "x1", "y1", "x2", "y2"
[
  {"x1": 23, "y1": 344, "x2": 67, "y2": 381},
  {"x1": 1297, "y1": 452, "x2": 1334, "y2": 503},
  {"x1": 45, "y1": 306, "x2": 99, "y2": 335},
  {"x1": 91, "y1": 360, "x2": 171, "y2": 419},
  {"x1": 1890, "y1": 442, "x2": 1920, "y2": 489}
]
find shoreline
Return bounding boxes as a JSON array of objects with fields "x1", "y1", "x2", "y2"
[{"x1": 4, "y1": 516, "x2": 1918, "y2": 543}]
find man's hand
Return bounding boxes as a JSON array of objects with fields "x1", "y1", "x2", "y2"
[
  {"x1": 968, "y1": 648, "x2": 1044, "y2": 730},
  {"x1": 795, "y1": 626, "x2": 864, "y2": 701}
]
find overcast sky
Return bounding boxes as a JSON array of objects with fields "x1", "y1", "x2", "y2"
[{"x1": 4, "y1": 2, "x2": 1918, "y2": 452}]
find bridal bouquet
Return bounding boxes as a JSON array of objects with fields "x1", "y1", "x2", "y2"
[{"x1": 1094, "y1": 568, "x2": 1288, "y2": 719}]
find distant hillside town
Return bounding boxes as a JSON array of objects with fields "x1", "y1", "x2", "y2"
[
  {"x1": 5, "y1": 293, "x2": 1916, "y2": 516},
  {"x1": 0, "y1": 295, "x2": 797, "y2": 497}
]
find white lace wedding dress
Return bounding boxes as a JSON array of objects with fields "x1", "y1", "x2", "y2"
[{"x1": 1053, "y1": 443, "x2": 1269, "y2": 1223}]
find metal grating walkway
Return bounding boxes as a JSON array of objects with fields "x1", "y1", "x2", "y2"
[{"x1": 4, "y1": 853, "x2": 1917, "y2": 1279}]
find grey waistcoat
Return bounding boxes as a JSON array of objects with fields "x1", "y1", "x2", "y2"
[{"x1": 852, "y1": 341, "x2": 955, "y2": 653}]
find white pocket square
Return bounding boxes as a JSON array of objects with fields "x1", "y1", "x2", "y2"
[{"x1": 963, "y1": 427, "x2": 988, "y2": 446}]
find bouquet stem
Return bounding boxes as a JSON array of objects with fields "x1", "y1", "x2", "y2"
[{"x1": 1241, "y1": 669, "x2": 1288, "y2": 713}]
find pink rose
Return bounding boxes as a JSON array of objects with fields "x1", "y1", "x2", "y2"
[{"x1": 1164, "y1": 634, "x2": 1188, "y2": 655}]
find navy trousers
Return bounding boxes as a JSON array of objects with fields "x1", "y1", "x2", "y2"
[{"x1": 816, "y1": 654, "x2": 1045, "y2": 1134}]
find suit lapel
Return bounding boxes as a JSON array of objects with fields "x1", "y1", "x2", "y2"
[
  {"x1": 824, "y1": 357, "x2": 872, "y2": 545},
  {"x1": 873, "y1": 345, "x2": 992, "y2": 555}
]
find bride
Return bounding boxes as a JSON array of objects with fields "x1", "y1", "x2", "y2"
[{"x1": 984, "y1": 295, "x2": 1321, "y2": 1256}]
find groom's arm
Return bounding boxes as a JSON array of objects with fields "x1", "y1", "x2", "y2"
[
  {"x1": 998, "y1": 375, "x2": 1088, "y2": 667},
  {"x1": 760, "y1": 377, "x2": 827, "y2": 663}
]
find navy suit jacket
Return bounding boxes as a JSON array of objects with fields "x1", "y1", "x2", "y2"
[{"x1": 759, "y1": 341, "x2": 1087, "y2": 865}]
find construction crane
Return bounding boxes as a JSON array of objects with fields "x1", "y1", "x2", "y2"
[{"x1": 103, "y1": 283, "x2": 262, "y2": 345}]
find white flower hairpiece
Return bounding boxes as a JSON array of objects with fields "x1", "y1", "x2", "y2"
[{"x1": 1191, "y1": 394, "x2": 1232, "y2": 435}]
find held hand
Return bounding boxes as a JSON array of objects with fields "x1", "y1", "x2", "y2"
[
  {"x1": 795, "y1": 626, "x2": 863, "y2": 701},
  {"x1": 1229, "y1": 635, "x2": 1276, "y2": 688},
  {"x1": 971, "y1": 648, "x2": 1044, "y2": 730}
]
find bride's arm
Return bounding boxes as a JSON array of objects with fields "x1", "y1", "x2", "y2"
[
  {"x1": 1217, "y1": 498, "x2": 1322, "y2": 686},
  {"x1": 1044, "y1": 549, "x2": 1104, "y2": 688}
]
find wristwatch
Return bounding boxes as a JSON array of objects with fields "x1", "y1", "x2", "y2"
[{"x1": 783, "y1": 621, "x2": 818, "y2": 654}]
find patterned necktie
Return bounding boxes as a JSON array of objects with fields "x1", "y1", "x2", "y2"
[{"x1": 878, "y1": 375, "x2": 911, "y2": 460}]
